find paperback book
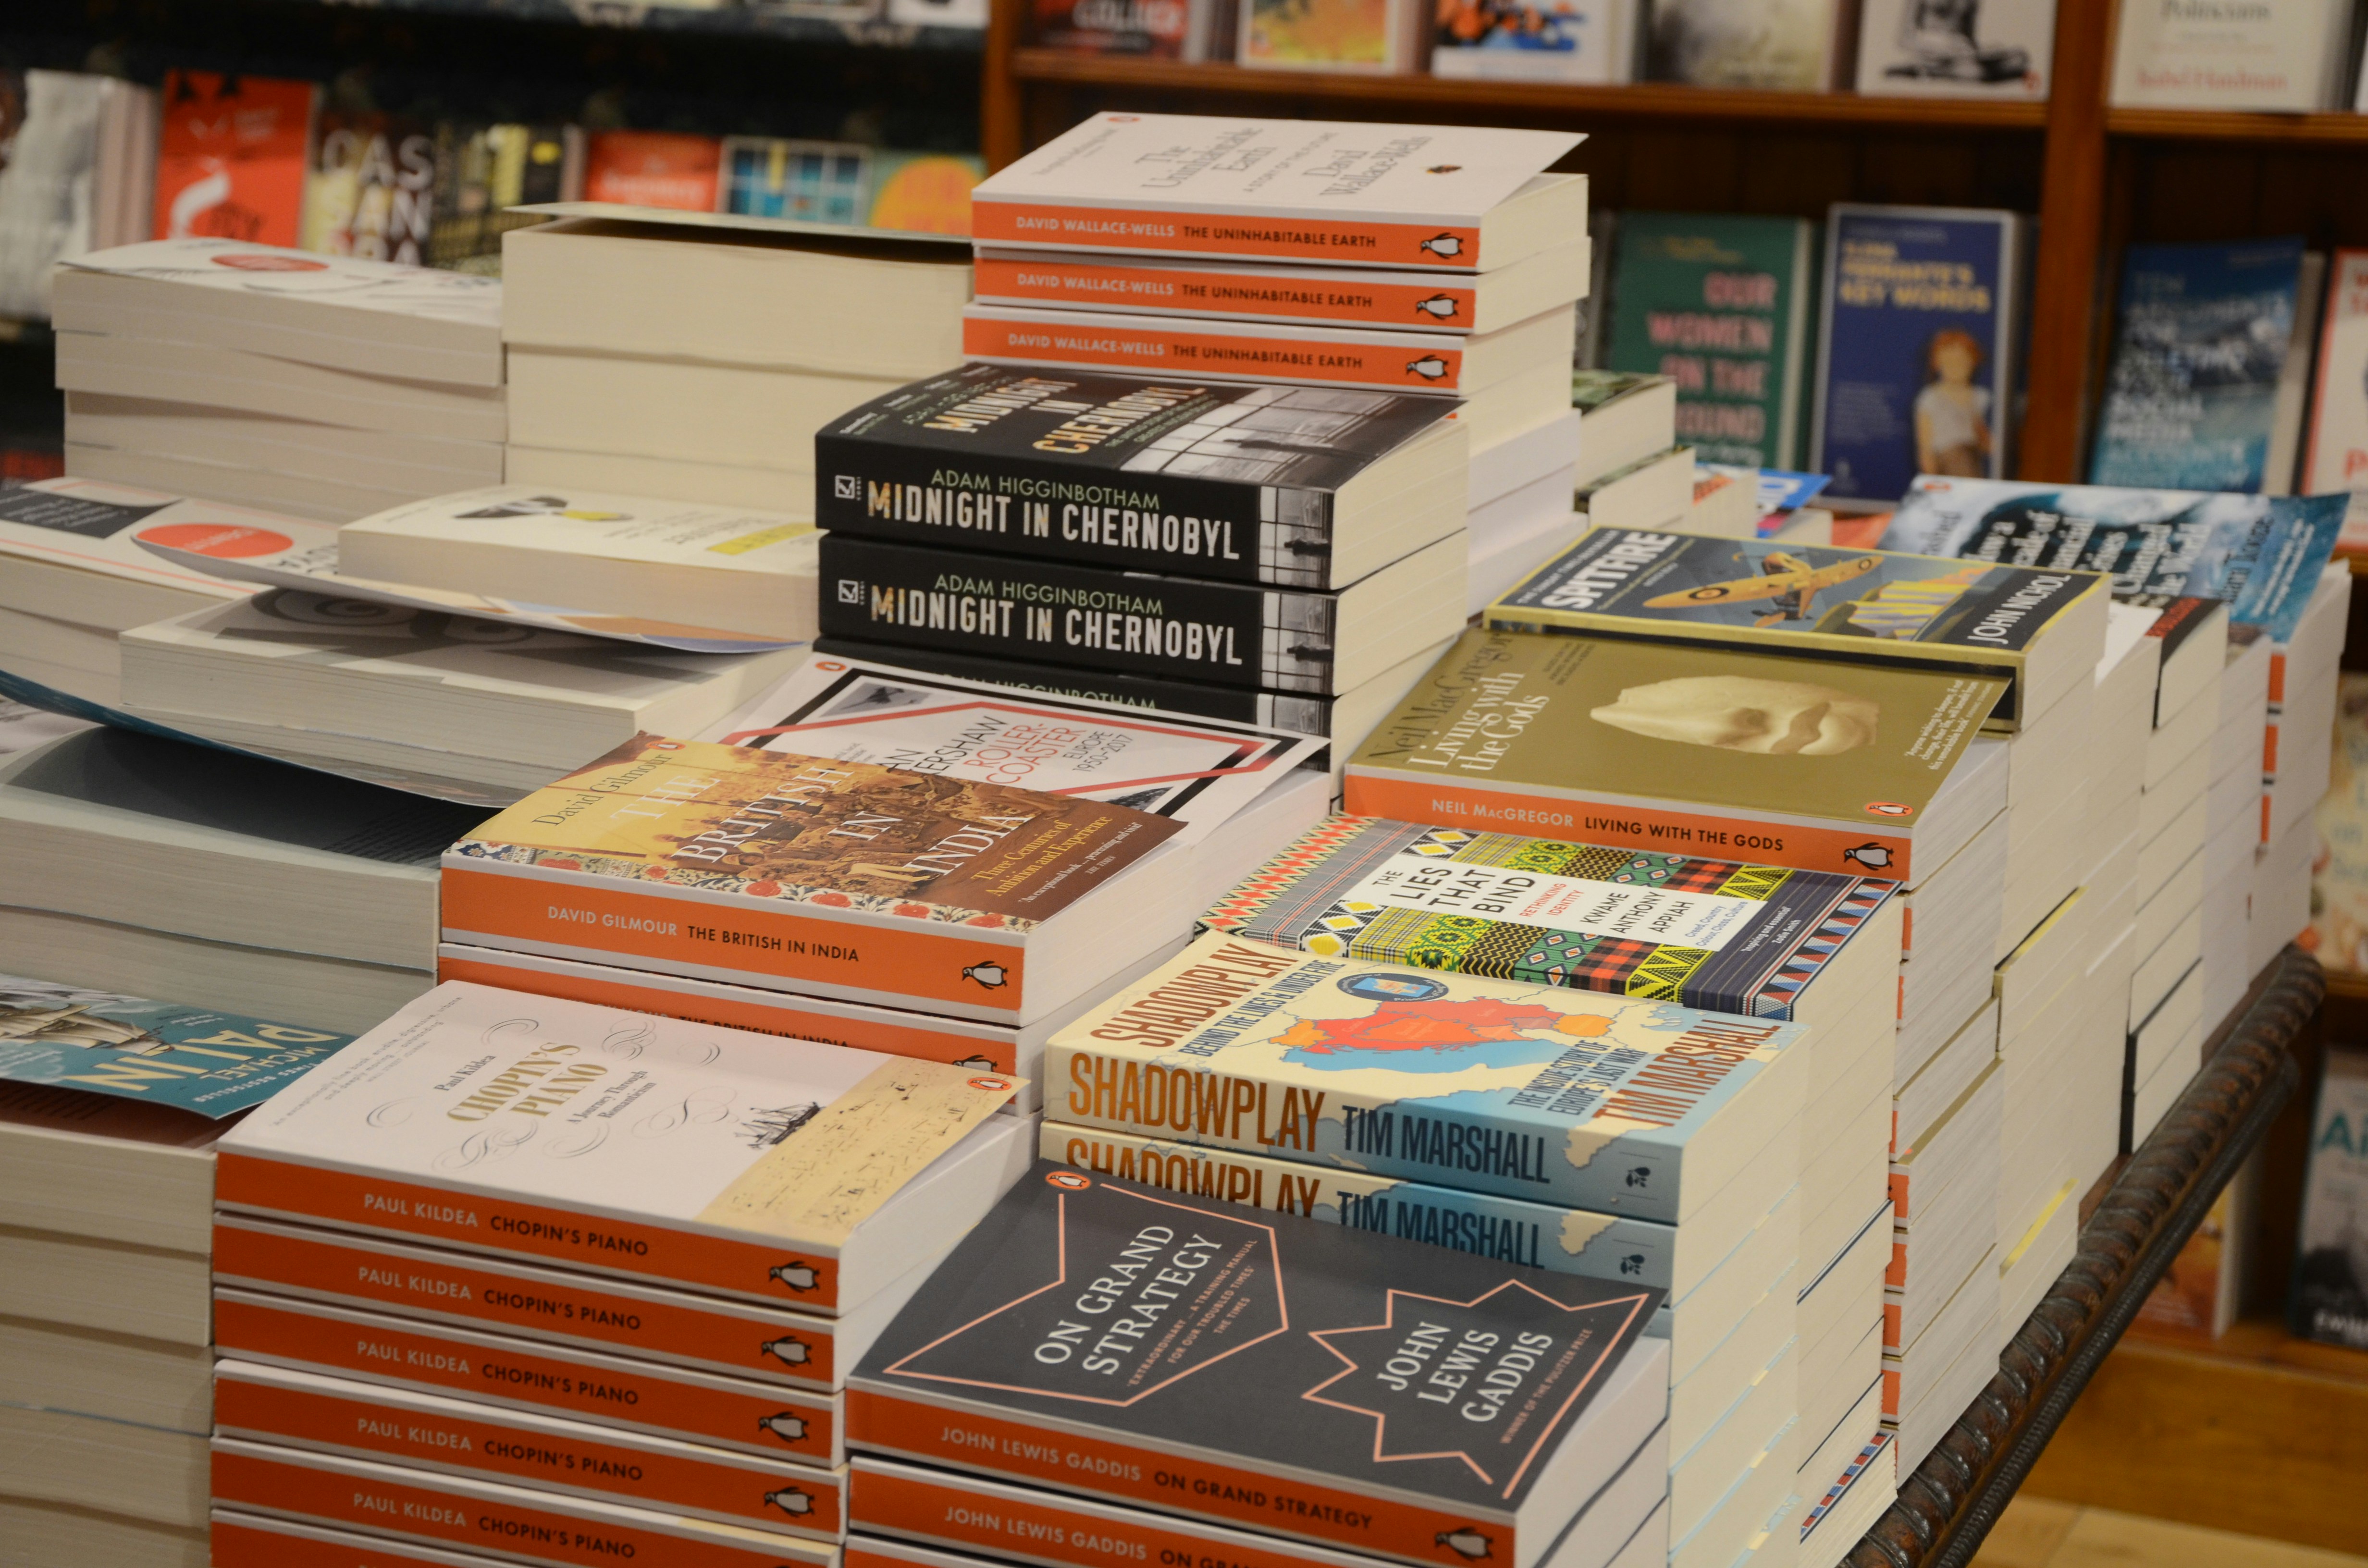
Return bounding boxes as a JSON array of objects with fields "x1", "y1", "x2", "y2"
[
  {"x1": 0, "y1": 973, "x2": 349, "y2": 1115},
  {"x1": 849, "y1": 1161, "x2": 1666, "y2": 1568},
  {"x1": 2303, "y1": 250, "x2": 2368, "y2": 507},
  {"x1": 0, "y1": 475, "x2": 331, "y2": 623},
  {"x1": 1042, "y1": 931, "x2": 1805, "y2": 1218},
  {"x1": 151, "y1": 71, "x2": 314, "y2": 248},
  {"x1": 1484, "y1": 527, "x2": 2109, "y2": 728},
  {"x1": 814, "y1": 363, "x2": 1463, "y2": 589},
  {"x1": 1854, "y1": 0, "x2": 2051, "y2": 94},
  {"x1": 2291, "y1": 1044, "x2": 2368, "y2": 1350},
  {"x1": 809, "y1": 638, "x2": 1346, "y2": 734}
]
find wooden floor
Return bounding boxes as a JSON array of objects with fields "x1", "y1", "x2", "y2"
[{"x1": 1973, "y1": 1499, "x2": 2368, "y2": 1568}]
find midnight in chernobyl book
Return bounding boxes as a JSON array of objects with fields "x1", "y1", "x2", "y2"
[{"x1": 850, "y1": 1163, "x2": 1664, "y2": 1568}]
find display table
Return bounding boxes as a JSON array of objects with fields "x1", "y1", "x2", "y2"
[{"x1": 1848, "y1": 944, "x2": 2325, "y2": 1568}]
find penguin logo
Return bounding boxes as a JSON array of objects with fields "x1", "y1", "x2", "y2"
[
  {"x1": 1047, "y1": 1170, "x2": 1092, "y2": 1190},
  {"x1": 1406, "y1": 356, "x2": 1451, "y2": 381},
  {"x1": 967, "y1": 1077, "x2": 1013, "y2": 1092},
  {"x1": 1418, "y1": 234, "x2": 1466, "y2": 259},
  {"x1": 758, "y1": 1413, "x2": 809, "y2": 1443},
  {"x1": 962, "y1": 961, "x2": 1009, "y2": 990},
  {"x1": 1620, "y1": 1254, "x2": 1645, "y2": 1275},
  {"x1": 761, "y1": 1337, "x2": 811, "y2": 1367},
  {"x1": 765, "y1": 1487, "x2": 815, "y2": 1517},
  {"x1": 769, "y1": 1262, "x2": 819, "y2": 1293},
  {"x1": 1413, "y1": 294, "x2": 1460, "y2": 320},
  {"x1": 1863, "y1": 801, "x2": 1913, "y2": 816},
  {"x1": 1841, "y1": 844, "x2": 1895, "y2": 872},
  {"x1": 1437, "y1": 1529, "x2": 1493, "y2": 1560},
  {"x1": 952, "y1": 1054, "x2": 998, "y2": 1070},
  {"x1": 1624, "y1": 1166, "x2": 1651, "y2": 1188}
]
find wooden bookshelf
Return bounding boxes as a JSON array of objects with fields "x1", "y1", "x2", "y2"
[{"x1": 2109, "y1": 107, "x2": 2368, "y2": 144}]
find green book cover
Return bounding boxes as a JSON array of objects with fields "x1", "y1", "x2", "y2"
[{"x1": 1604, "y1": 213, "x2": 1817, "y2": 470}]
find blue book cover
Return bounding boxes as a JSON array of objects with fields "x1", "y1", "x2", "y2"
[
  {"x1": 0, "y1": 976, "x2": 351, "y2": 1116},
  {"x1": 1811, "y1": 205, "x2": 2022, "y2": 505},
  {"x1": 1880, "y1": 477, "x2": 2344, "y2": 643},
  {"x1": 2090, "y1": 237, "x2": 2307, "y2": 492}
]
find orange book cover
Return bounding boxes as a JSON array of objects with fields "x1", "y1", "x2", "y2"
[
  {"x1": 153, "y1": 70, "x2": 318, "y2": 245},
  {"x1": 973, "y1": 253, "x2": 1484, "y2": 330},
  {"x1": 586, "y1": 130, "x2": 722, "y2": 211},
  {"x1": 962, "y1": 304, "x2": 1468, "y2": 390}
]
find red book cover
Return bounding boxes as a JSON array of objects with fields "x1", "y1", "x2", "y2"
[
  {"x1": 154, "y1": 70, "x2": 317, "y2": 246},
  {"x1": 586, "y1": 131, "x2": 723, "y2": 211}
]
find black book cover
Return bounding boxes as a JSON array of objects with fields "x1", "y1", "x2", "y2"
[
  {"x1": 848, "y1": 1163, "x2": 1662, "y2": 1567},
  {"x1": 815, "y1": 365, "x2": 1454, "y2": 589},
  {"x1": 820, "y1": 535, "x2": 1342, "y2": 695},
  {"x1": 812, "y1": 639, "x2": 1336, "y2": 734}
]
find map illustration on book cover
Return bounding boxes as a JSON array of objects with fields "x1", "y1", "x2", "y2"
[
  {"x1": 1880, "y1": 478, "x2": 2345, "y2": 643},
  {"x1": 1488, "y1": 529, "x2": 2105, "y2": 726},
  {"x1": 0, "y1": 974, "x2": 350, "y2": 1115},
  {"x1": 814, "y1": 364, "x2": 1455, "y2": 587},
  {"x1": 1045, "y1": 932, "x2": 1803, "y2": 1218},
  {"x1": 851, "y1": 1163, "x2": 1661, "y2": 1564},
  {"x1": 1204, "y1": 816, "x2": 1890, "y2": 1018}
]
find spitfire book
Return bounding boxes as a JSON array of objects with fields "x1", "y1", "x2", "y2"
[
  {"x1": 1485, "y1": 527, "x2": 2109, "y2": 730},
  {"x1": 1041, "y1": 931, "x2": 1804, "y2": 1222},
  {"x1": 848, "y1": 1161, "x2": 1666, "y2": 1568}
]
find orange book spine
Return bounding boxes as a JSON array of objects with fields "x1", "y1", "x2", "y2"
[
  {"x1": 1339, "y1": 773, "x2": 1919, "y2": 882},
  {"x1": 1879, "y1": 1368, "x2": 1900, "y2": 1417},
  {"x1": 1881, "y1": 1298, "x2": 1902, "y2": 1351},
  {"x1": 437, "y1": 949, "x2": 1018, "y2": 1076},
  {"x1": 212, "y1": 1220, "x2": 837, "y2": 1387},
  {"x1": 441, "y1": 864, "x2": 1027, "y2": 1017},
  {"x1": 969, "y1": 203, "x2": 1486, "y2": 270},
  {"x1": 209, "y1": 1446, "x2": 800, "y2": 1568},
  {"x1": 215, "y1": 1151, "x2": 837, "y2": 1309},
  {"x1": 216, "y1": 1373, "x2": 842, "y2": 1536},
  {"x1": 974, "y1": 256, "x2": 1482, "y2": 331},
  {"x1": 848, "y1": 1389, "x2": 1513, "y2": 1568},
  {"x1": 962, "y1": 314, "x2": 1466, "y2": 391},
  {"x1": 213, "y1": 1292, "x2": 837, "y2": 1464}
]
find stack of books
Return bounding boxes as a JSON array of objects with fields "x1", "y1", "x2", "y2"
[
  {"x1": 2252, "y1": 565, "x2": 2352, "y2": 975},
  {"x1": 847, "y1": 1161, "x2": 1677, "y2": 1568},
  {"x1": 0, "y1": 978, "x2": 349, "y2": 1567},
  {"x1": 204, "y1": 982, "x2": 1035, "y2": 1568},
  {"x1": 499, "y1": 211, "x2": 972, "y2": 513},
  {"x1": 2197, "y1": 633, "x2": 2275, "y2": 1033},
  {"x1": 51, "y1": 239, "x2": 506, "y2": 523}
]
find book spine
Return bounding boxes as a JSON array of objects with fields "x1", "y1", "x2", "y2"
[
  {"x1": 968, "y1": 200, "x2": 1487, "y2": 271},
  {"x1": 437, "y1": 946, "x2": 1022, "y2": 1078},
  {"x1": 846, "y1": 1388, "x2": 1517, "y2": 1567},
  {"x1": 211, "y1": 1515, "x2": 460, "y2": 1568},
  {"x1": 212, "y1": 1292, "x2": 839, "y2": 1465},
  {"x1": 962, "y1": 310, "x2": 1469, "y2": 392},
  {"x1": 212, "y1": 1219, "x2": 841, "y2": 1389},
  {"x1": 814, "y1": 433, "x2": 1328, "y2": 590},
  {"x1": 216, "y1": 1372, "x2": 845, "y2": 1537},
  {"x1": 438, "y1": 860, "x2": 1030, "y2": 1020},
  {"x1": 1339, "y1": 768, "x2": 1921, "y2": 882},
  {"x1": 818, "y1": 535, "x2": 1338, "y2": 695},
  {"x1": 973, "y1": 255, "x2": 1484, "y2": 331},
  {"x1": 811, "y1": 638, "x2": 1327, "y2": 732},
  {"x1": 210, "y1": 1445, "x2": 805, "y2": 1568},
  {"x1": 215, "y1": 1152, "x2": 833, "y2": 1311}
]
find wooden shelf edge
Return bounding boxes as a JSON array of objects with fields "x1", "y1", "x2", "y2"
[
  {"x1": 1008, "y1": 52, "x2": 2050, "y2": 130},
  {"x1": 2107, "y1": 106, "x2": 2368, "y2": 144}
]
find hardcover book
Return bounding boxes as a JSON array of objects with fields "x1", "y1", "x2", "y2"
[
  {"x1": 813, "y1": 363, "x2": 1464, "y2": 589},
  {"x1": 967, "y1": 112, "x2": 1584, "y2": 271},
  {"x1": 216, "y1": 980, "x2": 1028, "y2": 1311},
  {"x1": 848, "y1": 1161, "x2": 1668, "y2": 1568},
  {"x1": 1201, "y1": 814, "x2": 1891, "y2": 1017},
  {"x1": 1811, "y1": 206, "x2": 2023, "y2": 507},
  {"x1": 1342, "y1": 628, "x2": 2003, "y2": 882},
  {"x1": 2291, "y1": 1044, "x2": 2368, "y2": 1351},
  {"x1": 1483, "y1": 527, "x2": 2109, "y2": 729},
  {"x1": 442, "y1": 735, "x2": 1184, "y2": 1021},
  {"x1": 1879, "y1": 478, "x2": 2346, "y2": 644},
  {"x1": 152, "y1": 71, "x2": 315, "y2": 248},
  {"x1": 1041, "y1": 931, "x2": 1805, "y2": 1219}
]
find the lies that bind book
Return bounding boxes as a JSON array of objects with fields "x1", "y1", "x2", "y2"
[
  {"x1": 1202, "y1": 815, "x2": 1891, "y2": 1019},
  {"x1": 848, "y1": 1162, "x2": 1667, "y2": 1568},
  {"x1": 1042, "y1": 931, "x2": 1804, "y2": 1222},
  {"x1": 216, "y1": 980, "x2": 1029, "y2": 1313}
]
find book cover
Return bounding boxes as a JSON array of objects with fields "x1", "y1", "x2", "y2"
[
  {"x1": 2111, "y1": 0, "x2": 2350, "y2": 109},
  {"x1": 584, "y1": 130, "x2": 722, "y2": 212},
  {"x1": 1343, "y1": 628, "x2": 2003, "y2": 882},
  {"x1": 719, "y1": 137, "x2": 874, "y2": 226},
  {"x1": 0, "y1": 973, "x2": 349, "y2": 1115},
  {"x1": 1238, "y1": 0, "x2": 1425, "y2": 72},
  {"x1": 0, "y1": 71, "x2": 108, "y2": 320},
  {"x1": 301, "y1": 109, "x2": 438, "y2": 267},
  {"x1": 961, "y1": 304, "x2": 1477, "y2": 393},
  {"x1": 152, "y1": 70, "x2": 315, "y2": 246},
  {"x1": 849, "y1": 1161, "x2": 1664, "y2": 1563},
  {"x1": 2290, "y1": 1044, "x2": 2368, "y2": 1350},
  {"x1": 973, "y1": 250, "x2": 1505, "y2": 331},
  {"x1": 1043, "y1": 1121, "x2": 1691, "y2": 1289},
  {"x1": 1202, "y1": 814, "x2": 1890, "y2": 1017},
  {"x1": 1854, "y1": 0, "x2": 2052, "y2": 95},
  {"x1": 0, "y1": 474, "x2": 332, "y2": 604},
  {"x1": 863, "y1": 151, "x2": 984, "y2": 237},
  {"x1": 442, "y1": 735, "x2": 1181, "y2": 1013},
  {"x1": 2091, "y1": 238, "x2": 2308, "y2": 492},
  {"x1": 59, "y1": 236, "x2": 505, "y2": 334},
  {"x1": 428, "y1": 122, "x2": 580, "y2": 273},
  {"x1": 1879, "y1": 478, "x2": 2346, "y2": 643},
  {"x1": 1645, "y1": 0, "x2": 1841, "y2": 86},
  {"x1": 1043, "y1": 932, "x2": 1803, "y2": 1216},
  {"x1": 2302, "y1": 249, "x2": 2368, "y2": 503},
  {"x1": 341, "y1": 485, "x2": 819, "y2": 582},
  {"x1": 1603, "y1": 213, "x2": 1816, "y2": 470},
  {"x1": 1031, "y1": 0, "x2": 1215, "y2": 56},
  {"x1": 1485, "y1": 527, "x2": 2106, "y2": 728},
  {"x1": 1811, "y1": 206, "x2": 2022, "y2": 505},
  {"x1": 968, "y1": 113, "x2": 1580, "y2": 269},
  {"x1": 814, "y1": 364, "x2": 1457, "y2": 587},
  {"x1": 1431, "y1": 0, "x2": 1638, "y2": 82},
  {"x1": 811, "y1": 637, "x2": 1337, "y2": 733}
]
